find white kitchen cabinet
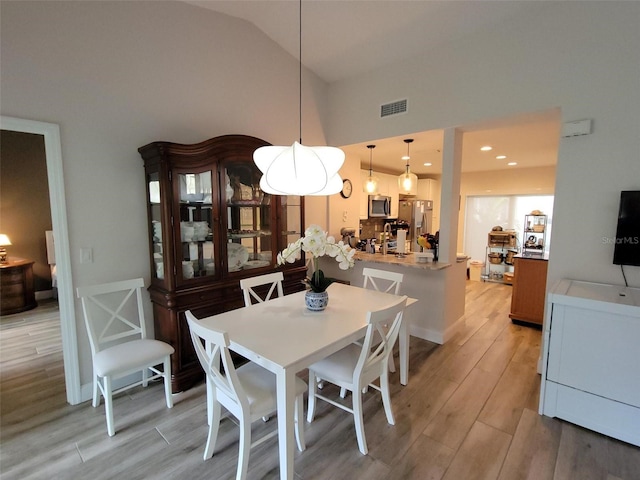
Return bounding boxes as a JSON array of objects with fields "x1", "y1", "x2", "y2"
[
  {"x1": 539, "y1": 279, "x2": 640, "y2": 447},
  {"x1": 359, "y1": 169, "x2": 369, "y2": 219},
  {"x1": 376, "y1": 172, "x2": 399, "y2": 218},
  {"x1": 417, "y1": 178, "x2": 438, "y2": 201},
  {"x1": 387, "y1": 175, "x2": 399, "y2": 218},
  {"x1": 377, "y1": 172, "x2": 389, "y2": 195}
]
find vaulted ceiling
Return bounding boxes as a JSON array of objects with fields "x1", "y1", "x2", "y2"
[{"x1": 185, "y1": 1, "x2": 560, "y2": 175}]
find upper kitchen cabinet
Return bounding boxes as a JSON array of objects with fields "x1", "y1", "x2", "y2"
[
  {"x1": 388, "y1": 175, "x2": 399, "y2": 218},
  {"x1": 417, "y1": 179, "x2": 439, "y2": 202},
  {"x1": 139, "y1": 135, "x2": 307, "y2": 392},
  {"x1": 359, "y1": 169, "x2": 369, "y2": 219}
]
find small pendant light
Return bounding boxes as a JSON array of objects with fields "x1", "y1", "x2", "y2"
[
  {"x1": 398, "y1": 138, "x2": 417, "y2": 195},
  {"x1": 363, "y1": 145, "x2": 379, "y2": 194}
]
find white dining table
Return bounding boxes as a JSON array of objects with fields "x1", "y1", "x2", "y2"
[{"x1": 196, "y1": 282, "x2": 416, "y2": 480}]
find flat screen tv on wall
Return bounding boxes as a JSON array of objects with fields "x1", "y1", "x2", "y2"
[{"x1": 613, "y1": 190, "x2": 640, "y2": 267}]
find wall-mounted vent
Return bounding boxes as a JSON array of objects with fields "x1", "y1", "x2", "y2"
[
  {"x1": 380, "y1": 99, "x2": 407, "y2": 118},
  {"x1": 561, "y1": 118, "x2": 592, "y2": 137}
]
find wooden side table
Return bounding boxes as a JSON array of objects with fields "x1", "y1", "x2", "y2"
[
  {"x1": 0, "y1": 258, "x2": 37, "y2": 315},
  {"x1": 509, "y1": 255, "x2": 548, "y2": 327}
]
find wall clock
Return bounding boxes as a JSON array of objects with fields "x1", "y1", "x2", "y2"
[{"x1": 340, "y1": 178, "x2": 353, "y2": 198}]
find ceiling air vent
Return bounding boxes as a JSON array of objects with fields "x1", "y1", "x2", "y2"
[{"x1": 380, "y1": 99, "x2": 407, "y2": 118}]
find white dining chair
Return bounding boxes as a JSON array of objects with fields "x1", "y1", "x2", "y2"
[
  {"x1": 306, "y1": 295, "x2": 408, "y2": 455},
  {"x1": 76, "y1": 278, "x2": 174, "y2": 437},
  {"x1": 185, "y1": 310, "x2": 306, "y2": 479},
  {"x1": 239, "y1": 271, "x2": 284, "y2": 306},
  {"x1": 363, "y1": 267, "x2": 404, "y2": 372},
  {"x1": 362, "y1": 267, "x2": 404, "y2": 295},
  {"x1": 329, "y1": 268, "x2": 405, "y2": 399}
]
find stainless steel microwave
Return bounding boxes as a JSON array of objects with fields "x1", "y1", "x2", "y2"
[{"x1": 368, "y1": 195, "x2": 391, "y2": 218}]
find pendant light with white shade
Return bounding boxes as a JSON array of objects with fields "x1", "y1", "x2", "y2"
[
  {"x1": 253, "y1": 0, "x2": 344, "y2": 196},
  {"x1": 363, "y1": 145, "x2": 379, "y2": 194},
  {"x1": 398, "y1": 138, "x2": 418, "y2": 195}
]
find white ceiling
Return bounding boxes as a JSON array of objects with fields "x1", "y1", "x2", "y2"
[
  {"x1": 341, "y1": 109, "x2": 561, "y2": 176},
  {"x1": 186, "y1": 1, "x2": 542, "y2": 84},
  {"x1": 184, "y1": 0, "x2": 560, "y2": 175}
]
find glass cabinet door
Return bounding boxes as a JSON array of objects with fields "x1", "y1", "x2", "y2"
[
  {"x1": 224, "y1": 163, "x2": 273, "y2": 273},
  {"x1": 148, "y1": 171, "x2": 165, "y2": 281},
  {"x1": 176, "y1": 170, "x2": 216, "y2": 282},
  {"x1": 281, "y1": 195, "x2": 303, "y2": 247}
]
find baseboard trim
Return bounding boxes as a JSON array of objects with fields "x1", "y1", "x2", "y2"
[
  {"x1": 409, "y1": 315, "x2": 466, "y2": 345},
  {"x1": 35, "y1": 290, "x2": 54, "y2": 300}
]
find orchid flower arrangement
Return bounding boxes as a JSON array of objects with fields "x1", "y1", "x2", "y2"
[{"x1": 277, "y1": 224, "x2": 355, "y2": 292}]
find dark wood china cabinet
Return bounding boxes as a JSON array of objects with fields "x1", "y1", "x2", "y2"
[{"x1": 139, "y1": 135, "x2": 306, "y2": 392}]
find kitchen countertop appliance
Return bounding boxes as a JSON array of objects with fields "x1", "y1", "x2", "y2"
[
  {"x1": 340, "y1": 227, "x2": 357, "y2": 248},
  {"x1": 368, "y1": 195, "x2": 391, "y2": 218}
]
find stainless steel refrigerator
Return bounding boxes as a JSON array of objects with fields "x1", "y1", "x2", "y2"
[{"x1": 398, "y1": 199, "x2": 433, "y2": 252}]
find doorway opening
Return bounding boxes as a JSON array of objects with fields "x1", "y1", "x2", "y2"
[{"x1": 1, "y1": 116, "x2": 81, "y2": 405}]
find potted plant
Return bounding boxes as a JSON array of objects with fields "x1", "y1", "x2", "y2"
[{"x1": 277, "y1": 224, "x2": 355, "y2": 310}]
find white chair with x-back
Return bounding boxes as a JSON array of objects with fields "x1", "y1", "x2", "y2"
[
  {"x1": 186, "y1": 310, "x2": 307, "y2": 480},
  {"x1": 307, "y1": 295, "x2": 408, "y2": 455},
  {"x1": 327, "y1": 267, "x2": 405, "y2": 399},
  {"x1": 362, "y1": 267, "x2": 404, "y2": 296},
  {"x1": 76, "y1": 278, "x2": 174, "y2": 436},
  {"x1": 362, "y1": 267, "x2": 404, "y2": 372},
  {"x1": 239, "y1": 271, "x2": 284, "y2": 307}
]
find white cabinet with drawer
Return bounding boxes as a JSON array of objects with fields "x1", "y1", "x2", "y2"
[{"x1": 539, "y1": 279, "x2": 640, "y2": 446}]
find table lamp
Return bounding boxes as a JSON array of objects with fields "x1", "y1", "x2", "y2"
[{"x1": 0, "y1": 234, "x2": 12, "y2": 263}]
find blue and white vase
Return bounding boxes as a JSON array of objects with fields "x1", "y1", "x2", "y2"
[{"x1": 305, "y1": 290, "x2": 329, "y2": 311}]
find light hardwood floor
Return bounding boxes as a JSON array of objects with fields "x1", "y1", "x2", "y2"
[{"x1": 1, "y1": 282, "x2": 639, "y2": 479}]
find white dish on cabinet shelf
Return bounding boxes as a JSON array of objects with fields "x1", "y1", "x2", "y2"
[
  {"x1": 243, "y1": 260, "x2": 271, "y2": 269},
  {"x1": 258, "y1": 251, "x2": 272, "y2": 261},
  {"x1": 225, "y1": 172, "x2": 234, "y2": 201},
  {"x1": 227, "y1": 243, "x2": 249, "y2": 271},
  {"x1": 228, "y1": 230, "x2": 271, "y2": 239},
  {"x1": 229, "y1": 232, "x2": 259, "y2": 238}
]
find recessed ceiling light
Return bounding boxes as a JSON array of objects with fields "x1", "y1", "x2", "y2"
[
  {"x1": 496, "y1": 155, "x2": 507, "y2": 160},
  {"x1": 480, "y1": 145, "x2": 492, "y2": 151},
  {"x1": 423, "y1": 162, "x2": 432, "y2": 167},
  {"x1": 507, "y1": 162, "x2": 517, "y2": 166}
]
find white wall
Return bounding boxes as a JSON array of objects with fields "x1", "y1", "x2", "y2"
[
  {"x1": 0, "y1": 1, "x2": 330, "y2": 389},
  {"x1": 301, "y1": 152, "x2": 360, "y2": 240},
  {"x1": 326, "y1": 153, "x2": 361, "y2": 238},
  {"x1": 327, "y1": 2, "x2": 640, "y2": 288}
]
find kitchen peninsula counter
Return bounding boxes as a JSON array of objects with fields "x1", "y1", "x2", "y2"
[
  {"x1": 353, "y1": 251, "x2": 451, "y2": 270},
  {"x1": 319, "y1": 251, "x2": 467, "y2": 345}
]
